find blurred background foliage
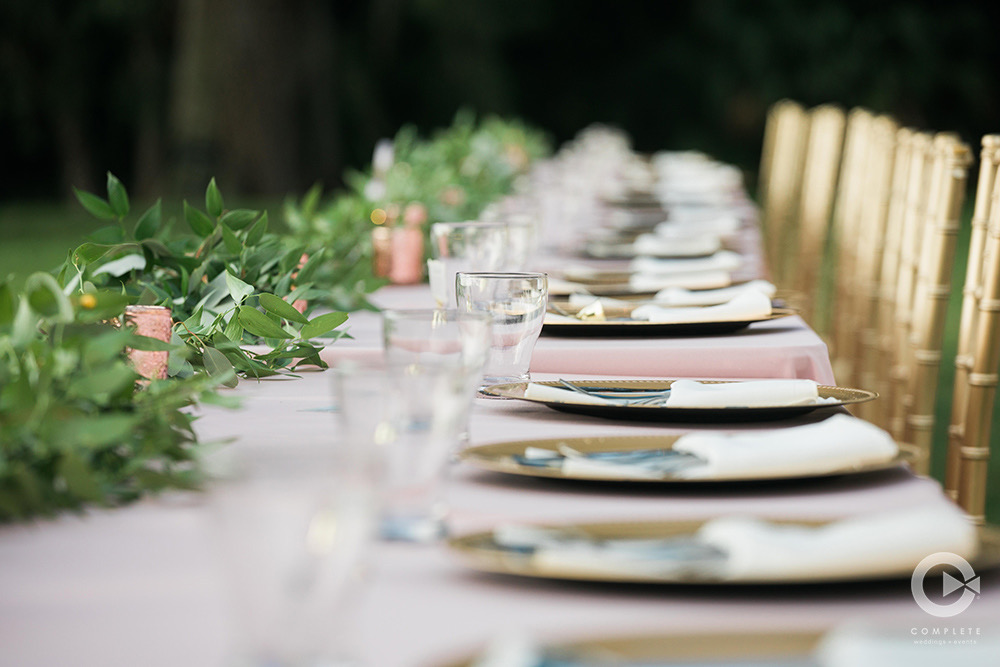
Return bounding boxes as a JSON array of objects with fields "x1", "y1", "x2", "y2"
[{"x1": 2, "y1": 0, "x2": 998, "y2": 203}]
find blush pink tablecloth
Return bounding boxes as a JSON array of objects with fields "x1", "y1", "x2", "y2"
[
  {"x1": 323, "y1": 285, "x2": 837, "y2": 384},
  {"x1": 0, "y1": 368, "x2": 987, "y2": 667},
  {"x1": 0, "y1": 215, "x2": 983, "y2": 667}
]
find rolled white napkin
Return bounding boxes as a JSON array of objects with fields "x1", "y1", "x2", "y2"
[
  {"x1": 517, "y1": 503, "x2": 977, "y2": 583},
  {"x1": 631, "y1": 232, "x2": 721, "y2": 257},
  {"x1": 653, "y1": 280, "x2": 776, "y2": 307},
  {"x1": 697, "y1": 502, "x2": 978, "y2": 581},
  {"x1": 629, "y1": 270, "x2": 732, "y2": 292},
  {"x1": 630, "y1": 290, "x2": 771, "y2": 324},
  {"x1": 545, "y1": 276, "x2": 591, "y2": 295},
  {"x1": 655, "y1": 215, "x2": 741, "y2": 236},
  {"x1": 629, "y1": 249, "x2": 743, "y2": 275},
  {"x1": 665, "y1": 377, "x2": 817, "y2": 408},
  {"x1": 522, "y1": 383, "x2": 610, "y2": 406},
  {"x1": 671, "y1": 413, "x2": 898, "y2": 479},
  {"x1": 567, "y1": 293, "x2": 632, "y2": 309}
]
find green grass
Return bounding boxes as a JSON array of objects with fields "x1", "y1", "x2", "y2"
[{"x1": 2, "y1": 198, "x2": 999, "y2": 522}]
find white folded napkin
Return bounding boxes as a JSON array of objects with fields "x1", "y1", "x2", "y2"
[
  {"x1": 630, "y1": 290, "x2": 771, "y2": 324},
  {"x1": 545, "y1": 276, "x2": 590, "y2": 295},
  {"x1": 567, "y1": 294, "x2": 632, "y2": 309},
  {"x1": 655, "y1": 215, "x2": 741, "y2": 236},
  {"x1": 522, "y1": 383, "x2": 610, "y2": 405},
  {"x1": 629, "y1": 249, "x2": 743, "y2": 276},
  {"x1": 628, "y1": 270, "x2": 732, "y2": 292},
  {"x1": 671, "y1": 413, "x2": 898, "y2": 479},
  {"x1": 697, "y1": 502, "x2": 978, "y2": 581},
  {"x1": 507, "y1": 503, "x2": 976, "y2": 583},
  {"x1": 665, "y1": 377, "x2": 817, "y2": 408},
  {"x1": 653, "y1": 280, "x2": 776, "y2": 307},
  {"x1": 631, "y1": 233, "x2": 721, "y2": 257}
]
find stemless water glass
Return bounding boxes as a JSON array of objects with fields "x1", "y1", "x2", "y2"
[
  {"x1": 207, "y1": 433, "x2": 379, "y2": 667},
  {"x1": 455, "y1": 271, "x2": 548, "y2": 387},
  {"x1": 427, "y1": 221, "x2": 508, "y2": 307},
  {"x1": 382, "y1": 309, "x2": 492, "y2": 442}
]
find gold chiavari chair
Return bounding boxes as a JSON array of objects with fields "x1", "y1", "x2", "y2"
[
  {"x1": 869, "y1": 128, "x2": 915, "y2": 428},
  {"x1": 888, "y1": 132, "x2": 936, "y2": 439},
  {"x1": 945, "y1": 135, "x2": 1000, "y2": 501},
  {"x1": 759, "y1": 100, "x2": 809, "y2": 287},
  {"x1": 849, "y1": 115, "x2": 899, "y2": 404},
  {"x1": 828, "y1": 108, "x2": 875, "y2": 377},
  {"x1": 953, "y1": 142, "x2": 1000, "y2": 524},
  {"x1": 791, "y1": 104, "x2": 846, "y2": 327},
  {"x1": 900, "y1": 135, "x2": 973, "y2": 474}
]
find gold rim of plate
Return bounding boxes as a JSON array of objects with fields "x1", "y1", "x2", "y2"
[
  {"x1": 447, "y1": 519, "x2": 1000, "y2": 586},
  {"x1": 441, "y1": 630, "x2": 824, "y2": 667},
  {"x1": 460, "y1": 434, "x2": 918, "y2": 483},
  {"x1": 543, "y1": 305, "x2": 796, "y2": 328},
  {"x1": 480, "y1": 379, "x2": 878, "y2": 412}
]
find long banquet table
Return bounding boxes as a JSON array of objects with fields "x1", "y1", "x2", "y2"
[{"x1": 2, "y1": 273, "x2": 998, "y2": 667}]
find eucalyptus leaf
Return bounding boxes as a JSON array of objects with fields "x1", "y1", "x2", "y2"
[
  {"x1": 25, "y1": 272, "x2": 73, "y2": 322},
  {"x1": 139, "y1": 238, "x2": 171, "y2": 258},
  {"x1": 0, "y1": 280, "x2": 15, "y2": 326},
  {"x1": 300, "y1": 311, "x2": 348, "y2": 340},
  {"x1": 72, "y1": 291, "x2": 130, "y2": 323},
  {"x1": 73, "y1": 188, "x2": 116, "y2": 220},
  {"x1": 259, "y1": 292, "x2": 309, "y2": 324},
  {"x1": 203, "y1": 346, "x2": 238, "y2": 388},
  {"x1": 57, "y1": 452, "x2": 103, "y2": 502},
  {"x1": 224, "y1": 271, "x2": 254, "y2": 305},
  {"x1": 127, "y1": 333, "x2": 177, "y2": 352},
  {"x1": 51, "y1": 414, "x2": 141, "y2": 449},
  {"x1": 220, "y1": 209, "x2": 258, "y2": 231},
  {"x1": 106, "y1": 172, "x2": 130, "y2": 217},
  {"x1": 184, "y1": 201, "x2": 216, "y2": 237},
  {"x1": 206, "y1": 178, "x2": 224, "y2": 218},
  {"x1": 245, "y1": 211, "x2": 269, "y2": 245},
  {"x1": 237, "y1": 306, "x2": 293, "y2": 339},
  {"x1": 220, "y1": 223, "x2": 242, "y2": 255},
  {"x1": 134, "y1": 199, "x2": 162, "y2": 240}
]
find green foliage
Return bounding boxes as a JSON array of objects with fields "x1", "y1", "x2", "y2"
[
  {"x1": 61, "y1": 176, "x2": 357, "y2": 380},
  {"x1": 0, "y1": 274, "x2": 231, "y2": 521},
  {"x1": 284, "y1": 112, "x2": 551, "y2": 276}
]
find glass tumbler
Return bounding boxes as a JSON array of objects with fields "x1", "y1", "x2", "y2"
[
  {"x1": 455, "y1": 271, "x2": 548, "y2": 387},
  {"x1": 427, "y1": 221, "x2": 508, "y2": 307}
]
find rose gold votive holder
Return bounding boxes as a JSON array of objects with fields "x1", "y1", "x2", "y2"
[{"x1": 124, "y1": 305, "x2": 172, "y2": 381}]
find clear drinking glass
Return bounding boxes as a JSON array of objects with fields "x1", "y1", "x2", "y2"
[
  {"x1": 382, "y1": 356, "x2": 471, "y2": 541},
  {"x1": 207, "y1": 433, "x2": 379, "y2": 667},
  {"x1": 336, "y1": 355, "x2": 475, "y2": 543},
  {"x1": 382, "y1": 309, "x2": 492, "y2": 445},
  {"x1": 499, "y1": 216, "x2": 538, "y2": 270},
  {"x1": 455, "y1": 271, "x2": 548, "y2": 387},
  {"x1": 427, "y1": 221, "x2": 508, "y2": 307}
]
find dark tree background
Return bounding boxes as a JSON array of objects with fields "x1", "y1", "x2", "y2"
[{"x1": 1, "y1": 0, "x2": 998, "y2": 201}]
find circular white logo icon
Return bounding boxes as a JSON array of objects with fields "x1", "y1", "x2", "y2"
[{"x1": 911, "y1": 552, "x2": 980, "y2": 618}]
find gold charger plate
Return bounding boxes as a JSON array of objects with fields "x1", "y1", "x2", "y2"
[
  {"x1": 448, "y1": 519, "x2": 1000, "y2": 586},
  {"x1": 443, "y1": 630, "x2": 823, "y2": 666},
  {"x1": 480, "y1": 380, "x2": 876, "y2": 422},
  {"x1": 543, "y1": 302, "x2": 795, "y2": 337},
  {"x1": 460, "y1": 434, "x2": 918, "y2": 483}
]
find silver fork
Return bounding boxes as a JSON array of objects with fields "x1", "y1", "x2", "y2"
[{"x1": 556, "y1": 379, "x2": 671, "y2": 406}]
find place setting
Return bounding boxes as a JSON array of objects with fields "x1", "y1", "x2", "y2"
[
  {"x1": 459, "y1": 413, "x2": 917, "y2": 484},
  {"x1": 542, "y1": 283, "x2": 795, "y2": 336},
  {"x1": 479, "y1": 378, "x2": 876, "y2": 422},
  {"x1": 447, "y1": 502, "x2": 1000, "y2": 587}
]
